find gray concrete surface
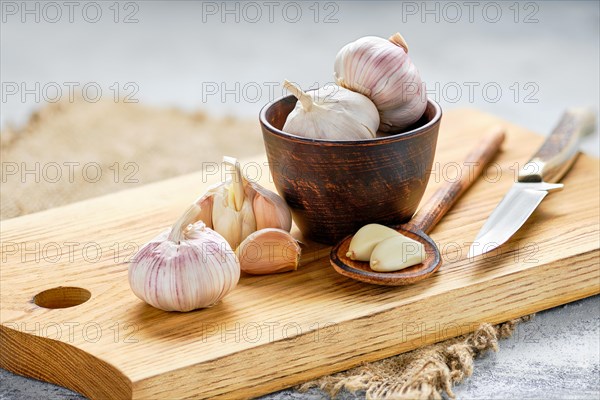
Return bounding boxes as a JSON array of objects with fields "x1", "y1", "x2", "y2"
[
  {"x1": 1, "y1": 1, "x2": 599, "y2": 399},
  {"x1": 1, "y1": 296, "x2": 598, "y2": 399}
]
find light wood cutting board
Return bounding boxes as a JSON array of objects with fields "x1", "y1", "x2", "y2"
[{"x1": 1, "y1": 109, "x2": 598, "y2": 399}]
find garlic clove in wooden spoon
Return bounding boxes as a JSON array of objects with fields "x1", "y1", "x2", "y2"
[
  {"x1": 370, "y1": 234, "x2": 426, "y2": 272},
  {"x1": 282, "y1": 80, "x2": 380, "y2": 140},
  {"x1": 347, "y1": 223, "x2": 401, "y2": 261}
]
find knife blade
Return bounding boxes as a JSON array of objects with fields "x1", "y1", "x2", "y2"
[{"x1": 468, "y1": 109, "x2": 596, "y2": 258}]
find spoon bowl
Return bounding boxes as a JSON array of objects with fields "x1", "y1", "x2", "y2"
[
  {"x1": 331, "y1": 228, "x2": 441, "y2": 286},
  {"x1": 329, "y1": 127, "x2": 506, "y2": 286}
]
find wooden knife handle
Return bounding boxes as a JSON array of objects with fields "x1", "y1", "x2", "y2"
[
  {"x1": 406, "y1": 127, "x2": 505, "y2": 234},
  {"x1": 518, "y1": 109, "x2": 596, "y2": 183}
]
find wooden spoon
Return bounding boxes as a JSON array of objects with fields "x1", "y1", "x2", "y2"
[{"x1": 330, "y1": 127, "x2": 506, "y2": 286}]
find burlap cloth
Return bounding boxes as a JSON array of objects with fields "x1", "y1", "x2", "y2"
[{"x1": 1, "y1": 100, "x2": 531, "y2": 399}]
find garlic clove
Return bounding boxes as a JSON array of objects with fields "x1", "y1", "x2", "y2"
[
  {"x1": 347, "y1": 223, "x2": 401, "y2": 261},
  {"x1": 282, "y1": 80, "x2": 379, "y2": 141},
  {"x1": 211, "y1": 189, "x2": 242, "y2": 248},
  {"x1": 223, "y1": 156, "x2": 245, "y2": 211},
  {"x1": 239, "y1": 193, "x2": 257, "y2": 246},
  {"x1": 370, "y1": 234, "x2": 426, "y2": 272},
  {"x1": 206, "y1": 157, "x2": 259, "y2": 249},
  {"x1": 211, "y1": 188, "x2": 256, "y2": 250},
  {"x1": 252, "y1": 183, "x2": 292, "y2": 231},
  {"x1": 193, "y1": 156, "x2": 292, "y2": 249},
  {"x1": 236, "y1": 228, "x2": 301, "y2": 275}
]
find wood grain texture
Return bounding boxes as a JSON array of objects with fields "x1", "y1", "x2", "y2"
[
  {"x1": 1, "y1": 109, "x2": 599, "y2": 400},
  {"x1": 406, "y1": 126, "x2": 505, "y2": 234}
]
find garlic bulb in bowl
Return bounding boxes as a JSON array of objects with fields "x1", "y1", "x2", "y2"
[
  {"x1": 282, "y1": 80, "x2": 379, "y2": 140},
  {"x1": 129, "y1": 204, "x2": 240, "y2": 312},
  {"x1": 334, "y1": 33, "x2": 427, "y2": 133}
]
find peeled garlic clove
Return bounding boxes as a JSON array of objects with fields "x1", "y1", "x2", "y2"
[
  {"x1": 370, "y1": 234, "x2": 426, "y2": 272},
  {"x1": 347, "y1": 223, "x2": 401, "y2": 261},
  {"x1": 334, "y1": 33, "x2": 427, "y2": 133},
  {"x1": 282, "y1": 80, "x2": 379, "y2": 140},
  {"x1": 128, "y1": 204, "x2": 240, "y2": 312},
  {"x1": 236, "y1": 228, "x2": 301, "y2": 275},
  {"x1": 252, "y1": 183, "x2": 292, "y2": 231}
]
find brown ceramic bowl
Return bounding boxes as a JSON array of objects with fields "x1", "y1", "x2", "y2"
[{"x1": 259, "y1": 96, "x2": 442, "y2": 244}]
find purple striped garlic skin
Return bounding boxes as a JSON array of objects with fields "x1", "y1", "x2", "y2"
[
  {"x1": 128, "y1": 221, "x2": 240, "y2": 312},
  {"x1": 334, "y1": 34, "x2": 427, "y2": 133}
]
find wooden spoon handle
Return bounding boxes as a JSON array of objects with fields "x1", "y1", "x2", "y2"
[{"x1": 404, "y1": 126, "x2": 506, "y2": 234}]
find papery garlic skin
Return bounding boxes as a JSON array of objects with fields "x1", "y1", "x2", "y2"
[
  {"x1": 236, "y1": 228, "x2": 301, "y2": 275},
  {"x1": 282, "y1": 80, "x2": 379, "y2": 140},
  {"x1": 252, "y1": 183, "x2": 292, "y2": 231},
  {"x1": 129, "y1": 207, "x2": 240, "y2": 312},
  {"x1": 334, "y1": 33, "x2": 427, "y2": 133}
]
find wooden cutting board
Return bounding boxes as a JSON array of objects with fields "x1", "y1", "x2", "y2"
[{"x1": 1, "y1": 109, "x2": 598, "y2": 400}]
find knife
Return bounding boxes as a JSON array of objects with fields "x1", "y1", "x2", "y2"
[{"x1": 468, "y1": 109, "x2": 597, "y2": 258}]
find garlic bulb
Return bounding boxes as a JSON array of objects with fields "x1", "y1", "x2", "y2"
[
  {"x1": 196, "y1": 156, "x2": 292, "y2": 249},
  {"x1": 236, "y1": 228, "x2": 301, "y2": 275},
  {"x1": 334, "y1": 33, "x2": 427, "y2": 133},
  {"x1": 282, "y1": 80, "x2": 379, "y2": 140},
  {"x1": 129, "y1": 204, "x2": 240, "y2": 312}
]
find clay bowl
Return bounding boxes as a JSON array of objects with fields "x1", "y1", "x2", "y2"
[{"x1": 259, "y1": 96, "x2": 442, "y2": 245}]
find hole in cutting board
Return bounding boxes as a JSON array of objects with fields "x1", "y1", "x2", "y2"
[{"x1": 33, "y1": 287, "x2": 91, "y2": 309}]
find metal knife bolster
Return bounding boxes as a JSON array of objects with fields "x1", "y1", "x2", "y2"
[{"x1": 518, "y1": 109, "x2": 597, "y2": 183}]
